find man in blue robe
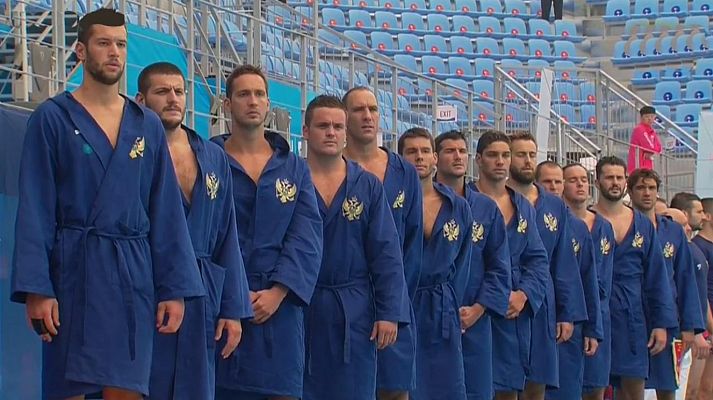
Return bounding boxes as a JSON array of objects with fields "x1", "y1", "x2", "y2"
[
  {"x1": 399, "y1": 127, "x2": 473, "y2": 400},
  {"x1": 10, "y1": 9, "x2": 204, "y2": 399},
  {"x1": 213, "y1": 65, "x2": 323, "y2": 400},
  {"x1": 343, "y1": 87, "x2": 422, "y2": 400},
  {"x1": 506, "y1": 134, "x2": 587, "y2": 400},
  {"x1": 590, "y1": 157, "x2": 678, "y2": 400},
  {"x1": 135, "y1": 62, "x2": 253, "y2": 399},
  {"x1": 536, "y1": 161, "x2": 603, "y2": 400},
  {"x1": 558, "y1": 163, "x2": 616, "y2": 400},
  {"x1": 468, "y1": 130, "x2": 550, "y2": 400},
  {"x1": 628, "y1": 169, "x2": 705, "y2": 399},
  {"x1": 301, "y1": 95, "x2": 408, "y2": 400},
  {"x1": 433, "y1": 130, "x2": 511, "y2": 400}
]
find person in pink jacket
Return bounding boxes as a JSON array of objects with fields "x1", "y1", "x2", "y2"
[{"x1": 627, "y1": 106, "x2": 663, "y2": 174}]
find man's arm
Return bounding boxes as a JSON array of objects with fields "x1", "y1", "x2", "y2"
[
  {"x1": 401, "y1": 163, "x2": 423, "y2": 300},
  {"x1": 475, "y1": 205, "x2": 511, "y2": 317},
  {"x1": 512, "y1": 205, "x2": 549, "y2": 316}
]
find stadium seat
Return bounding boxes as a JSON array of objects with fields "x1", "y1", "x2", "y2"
[
  {"x1": 448, "y1": 56, "x2": 479, "y2": 80},
  {"x1": 422, "y1": 55, "x2": 450, "y2": 79},
  {"x1": 397, "y1": 33, "x2": 426, "y2": 55},
  {"x1": 526, "y1": 81, "x2": 542, "y2": 98},
  {"x1": 684, "y1": 79, "x2": 712, "y2": 103},
  {"x1": 554, "y1": 81, "x2": 576, "y2": 104},
  {"x1": 554, "y1": 104, "x2": 576, "y2": 124},
  {"x1": 451, "y1": 35, "x2": 477, "y2": 56},
  {"x1": 530, "y1": 1, "x2": 543, "y2": 18},
  {"x1": 370, "y1": 31, "x2": 398, "y2": 55},
  {"x1": 381, "y1": 0, "x2": 402, "y2": 11},
  {"x1": 661, "y1": 0, "x2": 688, "y2": 16},
  {"x1": 654, "y1": 105, "x2": 672, "y2": 123},
  {"x1": 504, "y1": 0, "x2": 532, "y2": 18},
  {"x1": 427, "y1": 13, "x2": 453, "y2": 35},
  {"x1": 503, "y1": 17, "x2": 528, "y2": 38},
  {"x1": 692, "y1": 58, "x2": 713, "y2": 78},
  {"x1": 554, "y1": 40, "x2": 585, "y2": 62},
  {"x1": 394, "y1": 53, "x2": 419, "y2": 72},
  {"x1": 501, "y1": 59, "x2": 525, "y2": 80},
  {"x1": 401, "y1": 12, "x2": 428, "y2": 35},
  {"x1": 578, "y1": 104, "x2": 597, "y2": 129},
  {"x1": 476, "y1": 37, "x2": 503, "y2": 58},
  {"x1": 479, "y1": 16, "x2": 507, "y2": 39},
  {"x1": 661, "y1": 66, "x2": 691, "y2": 81},
  {"x1": 554, "y1": 20, "x2": 584, "y2": 42},
  {"x1": 553, "y1": 60, "x2": 578, "y2": 81},
  {"x1": 429, "y1": 0, "x2": 455, "y2": 14},
  {"x1": 632, "y1": 0, "x2": 659, "y2": 18},
  {"x1": 528, "y1": 18, "x2": 558, "y2": 41},
  {"x1": 423, "y1": 34, "x2": 449, "y2": 55},
  {"x1": 684, "y1": 15, "x2": 710, "y2": 34},
  {"x1": 611, "y1": 40, "x2": 637, "y2": 64},
  {"x1": 631, "y1": 68, "x2": 660, "y2": 86},
  {"x1": 603, "y1": 0, "x2": 631, "y2": 22},
  {"x1": 691, "y1": 0, "x2": 713, "y2": 15},
  {"x1": 479, "y1": 0, "x2": 506, "y2": 17},
  {"x1": 452, "y1": 15, "x2": 479, "y2": 37},
  {"x1": 348, "y1": 9, "x2": 377, "y2": 32},
  {"x1": 455, "y1": 0, "x2": 479, "y2": 16},
  {"x1": 528, "y1": 38, "x2": 552, "y2": 61},
  {"x1": 653, "y1": 16, "x2": 679, "y2": 34},
  {"x1": 675, "y1": 103, "x2": 702, "y2": 127},
  {"x1": 528, "y1": 59, "x2": 550, "y2": 81},
  {"x1": 475, "y1": 58, "x2": 496, "y2": 79},
  {"x1": 503, "y1": 37, "x2": 528, "y2": 60},
  {"x1": 374, "y1": 11, "x2": 401, "y2": 33},
  {"x1": 473, "y1": 101, "x2": 496, "y2": 125},
  {"x1": 653, "y1": 81, "x2": 682, "y2": 104},
  {"x1": 579, "y1": 81, "x2": 596, "y2": 104},
  {"x1": 623, "y1": 18, "x2": 650, "y2": 38},
  {"x1": 444, "y1": 78, "x2": 471, "y2": 100},
  {"x1": 403, "y1": 0, "x2": 428, "y2": 13}
]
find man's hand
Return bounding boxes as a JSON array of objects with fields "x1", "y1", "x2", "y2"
[
  {"x1": 556, "y1": 322, "x2": 574, "y2": 343},
  {"x1": 371, "y1": 321, "x2": 398, "y2": 350},
  {"x1": 648, "y1": 328, "x2": 668, "y2": 355},
  {"x1": 584, "y1": 337, "x2": 599, "y2": 356},
  {"x1": 156, "y1": 299, "x2": 185, "y2": 333},
  {"x1": 682, "y1": 330, "x2": 696, "y2": 354},
  {"x1": 506, "y1": 290, "x2": 528, "y2": 319},
  {"x1": 251, "y1": 285, "x2": 288, "y2": 324},
  {"x1": 459, "y1": 304, "x2": 486, "y2": 333},
  {"x1": 215, "y1": 319, "x2": 243, "y2": 359},
  {"x1": 691, "y1": 333, "x2": 711, "y2": 360},
  {"x1": 26, "y1": 293, "x2": 60, "y2": 342}
]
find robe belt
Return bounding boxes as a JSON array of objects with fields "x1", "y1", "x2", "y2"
[
  {"x1": 247, "y1": 271, "x2": 274, "y2": 358},
  {"x1": 61, "y1": 224, "x2": 148, "y2": 361},
  {"x1": 417, "y1": 281, "x2": 456, "y2": 342}
]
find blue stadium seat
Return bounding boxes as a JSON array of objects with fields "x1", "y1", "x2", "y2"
[
  {"x1": 455, "y1": 0, "x2": 479, "y2": 16},
  {"x1": 684, "y1": 15, "x2": 710, "y2": 34},
  {"x1": 661, "y1": 66, "x2": 691, "y2": 81},
  {"x1": 318, "y1": 30, "x2": 343, "y2": 54},
  {"x1": 661, "y1": 0, "x2": 688, "y2": 16},
  {"x1": 374, "y1": 11, "x2": 402, "y2": 33},
  {"x1": 394, "y1": 53, "x2": 419, "y2": 72},
  {"x1": 554, "y1": 20, "x2": 584, "y2": 42},
  {"x1": 501, "y1": 59, "x2": 525, "y2": 80},
  {"x1": 527, "y1": 59, "x2": 550, "y2": 81},
  {"x1": 623, "y1": 18, "x2": 650, "y2": 38},
  {"x1": 504, "y1": 0, "x2": 533, "y2": 18},
  {"x1": 554, "y1": 81, "x2": 576, "y2": 104},
  {"x1": 349, "y1": 0, "x2": 383, "y2": 12},
  {"x1": 401, "y1": 12, "x2": 429, "y2": 35},
  {"x1": 429, "y1": 0, "x2": 455, "y2": 14},
  {"x1": 632, "y1": 0, "x2": 659, "y2": 18},
  {"x1": 479, "y1": 0, "x2": 506, "y2": 17},
  {"x1": 579, "y1": 81, "x2": 596, "y2": 104},
  {"x1": 427, "y1": 13, "x2": 453, "y2": 35},
  {"x1": 503, "y1": 37, "x2": 529, "y2": 60},
  {"x1": 479, "y1": 16, "x2": 507, "y2": 39},
  {"x1": 445, "y1": 78, "x2": 471, "y2": 100},
  {"x1": 554, "y1": 104, "x2": 576, "y2": 124},
  {"x1": 403, "y1": 0, "x2": 428, "y2": 13},
  {"x1": 370, "y1": 31, "x2": 399, "y2": 55},
  {"x1": 554, "y1": 40, "x2": 585, "y2": 63},
  {"x1": 448, "y1": 56, "x2": 479, "y2": 79},
  {"x1": 654, "y1": 105, "x2": 672, "y2": 123},
  {"x1": 476, "y1": 37, "x2": 503, "y2": 58},
  {"x1": 452, "y1": 15, "x2": 480, "y2": 37},
  {"x1": 397, "y1": 33, "x2": 426, "y2": 55},
  {"x1": 504, "y1": 103, "x2": 530, "y2": 127},
  {"x1": 397, "y1": 77, "x2": 418, "y2": 97},
  {"x1": 348, "y1": 9, "x2": 376, "y2": 32},
  {"x1": 473, "y1": 101, "x2": 496, "y2": 126},
  {"x1": 612, "y1": 40, "x2": 634, "y2": 64},
  {"x1": 604, "y1": 0, "x2": 631, "y2": 22},
  {"x1": 641, "y1": 37, "x2": 669, "y2": 60},
  {"x1": 526, "y1": 81, "x2": 542, "y2": 98},
  {"x1": 504, "y1": 17, "x2": 528, "y2": 38},
  {"x1": 577, "y1": 104, "x2": 597, "y2": 129},
  {"x1": 528, "y1": 38, "x2": 552, "y2": 61},
  {"x1": 684, "y1": 79, "x2": 712, "y2": 103},
  {"x1": 675, "y1": 103, "x2": 702, "y2": 127},
  {"x1": 424, "y1": 34, "x2": 449, "y2": 55},
  {"x1": 653, "y1": 16, "x2": 679, "y2": 34},
  {"x1": 553, "y1": 60, "x2": 578, "y2": 81},
  {"x1": 475, "y1": 58, "x2": 496, "y2": 79},
  {"x1": 693, "y1": 58, "x2": 713, "y2": 78},
  {"x1": 676, "y1": 32, "x2": 710, "y2": 56},
  {"x1": 528, "y1": 18, "x2": 558, "y2": 41},
  {"x1": 451, "y1": 35, "x2": 477, "y2": 56},
  {"x1": 631, "y1": 68, "x2": 660, "y2": 86},
  {"x1": 653, "y1": 81, "x2": 682, "y2": 104},
  {"x1": 691, "y1": 0, "x2": 713, "y2": 15}
]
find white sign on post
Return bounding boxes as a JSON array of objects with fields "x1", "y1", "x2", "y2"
[{"x1": 437, "y1": 104, "x2": 457, "y2": 122}]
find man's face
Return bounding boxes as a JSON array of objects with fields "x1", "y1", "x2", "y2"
[
  {"x1": 563, "y1": 165, "x2": 589, "y2": 205},
  {"x1": 401, "y1": 137, "x2": 437, "y2": 180},
  {"x1": 628, "y1": 177, "x2": 659, "y2": 212},
  {"x1": 509, "y1": 139, "x2": 537, "y2": 185},
  {"x1": 224, "y1": 73, "x2": 270, "y2": 130},
  {"x1": 78, "y1": 24, "x2": 127, "y2": 86},
  {"x1": 476, "y1": 141, "x2": 510, "y2": 182},
  {"x1": 596, "y1": 164, "x2": 627, "y2": 202},
  {"x1": 655, "y1": 200, "x2": 668, "y2": 214},
  {"x1": 303, "y1": 106, "x2": 347, "y2": 158},
  {"x1": 641, "y1": 113, "x2": 656, "y2": 126},
  {"x1": 345, "y1": 90, "x2": 379, "y2": 145},
  {"x1": 137, "y1": 74, "x2": 186, "y2": 130},
  {"x1": 436, "y1": 138, "x2": 468, "y2": 179},
  {"x1": 687, "y1": 200, "x2": 705, "y2": 231},
  {"x1": 537, "y1": 165, "x2": 564, "y2": 196}
]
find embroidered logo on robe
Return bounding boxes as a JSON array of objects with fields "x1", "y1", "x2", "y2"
[
  {"x1": 517, "y1": 215, "x2": 528, "y2": 234},
  {"x1": 632, "y1": 232, "x2": 644, "y2": 248},
  {"x1": 342, "y1": 196, "x2": 364, "y2": 221},
  {"x1": 572, "y1": 238, "x2": 581, "y2": 254},
  {"x1": 544, "y1": 213, "x2": 558, "y2": 232},
  {"x1": 601, "y1": 237, "x2": 611, "y2": 255},
  {"x1": 129, "y1": 137, "x2": 145, "y2": 159},
  {"x1": 663, "y1": 242, "x2": 675, "y2": 258},
  {"x1": 392, "y1": 190, "x2": 405, "y2": 209},
  {"x1": 444, "y1": 219, "x2": 460, "y2": 242},
  {"x1": 275, "y1": 178, "x2": 297, "y2": 203},
  {"x1": 206, "y1": 172, "x2": 220, "y2": 200},
  {"x1": 472, "y1": 222, "x2": 485, "y2": 243}
]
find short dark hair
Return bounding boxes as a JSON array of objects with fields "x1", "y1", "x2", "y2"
[
  {"x1": 640, "y1": 106, "x2": 656, "y2": 116},
  {"x1": 562, "y1": 162, "x2": 587, "y2": 175},
  {"x1": 595, "y1": 156, "x2": 627, "y2": 179},
  {"x1": 670, "y1": 192, "x2": 701, "y2": 212},
  {"x1": 701, "y1": 198, "x2": 713, "y2": 214},
  {"x1": 342, "y1": 86, "x2": 373, "y2": 109},
  {"x1": 78, "y1": 8, "x2": 126, "y2": 45},
  {"x1": 304, "y1": 95, "x2": 346, "y2": 127},
  {"x1": 656, "y1": 197, "x2": 668, "y2": 205},
  {"x1": 627, "y1": 168, "x2": 661, "y2": 191},
  {"x1": 226, "y1": 64, "x2": 268, "y2": 99},
  {"x1": 398, "y1": 127, "x2": 434, "y2": 155},
  {"x1": 435, "y1": 130, "x2": 467, "y2": 154},
  {"x1": 476, "y1": 130, "x2": 510, "y2": 155},
  {"x1": 509, "y1": 131, "x2": 537, "y2": 146},
  {"x1": 137, "y1": 62, "x2": 184, "y2": 95},
  {"x1": 535, "y1": 160, "x2": 561, "y2": 181}
]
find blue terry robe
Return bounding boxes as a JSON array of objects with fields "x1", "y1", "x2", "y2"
[
  {"x1": 412, "y1": 182, "x2": 472, "y2": 400},
  {"x1": 148, "y1": 127, "x2": 253, "y2": 399},
  {"x1": 10, "y1": 92, "x2": 204, "y2": 398},
  {"x1": 692, "y1": 235, "x2": 713, "y2": 321},
  {"x1": 303, "y1": 160, "x2": 409, "y2": 400},
  {"x1": 470, "y1": 184, "x2": 550, "y2": 392},
  {"x1": 609, "y1": 209, "x2": 678, "y2": 382},
  {"x1": 212, "y1": 131, "x2": 323, "y2": 399},
  {"x1": 461, "y1": 183, "x2": 511, "y2": 400},
  {"x1": 689, "y1": 242, "x2": 710, "y2": 324},
  {"x1": 528, "y1": 185, "x2": 588, "y2": 388},
  {"x1": 582, "y1": 212, "x2": 616, "y2": 391},
  {"x1": 646, "y1": 215, "x2": 705, "y2": 391},
  {"x1": 546, "y1": 215, "x2": 602, "y2": 400},
  {"x1": 376, "y1": 148, "x2": 423, "y2": 392}
]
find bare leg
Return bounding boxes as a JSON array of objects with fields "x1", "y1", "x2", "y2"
[
  {"x1": 686, "y1": 357, "x2": 706, "y2": 400},
  {"x1": 496, "y1": 391, "x2": 519, "y2": 400},
  {"x1": 377, "y1": 390, "x2": 409, "y2": 400},
  {"x1": 582, "y1": 388, "x2": 606, "y2": 400},
  {"x1": 615, "y1": 377, "x2": 645, "y2": 400},
  {"x1": 655, "y1": 390, "x2": 675, "y2": 400},
  {"x1": 698, "y1": 357, "x2": 713, "y2": 400},
  {"x1": 102, "y1": 387, "x2": 143, "y2": 400},
  {"x1": 521, "y1": 382, "x2": 546, "y2": 400}
]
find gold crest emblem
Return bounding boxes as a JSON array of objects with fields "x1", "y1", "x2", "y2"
[
  {"x1": 472, "y1": 222, "x2": 485, "y2": 243},
  {"x1": 129, "y1": 137, "x2": 145, "y2": 159},
  {"x1": 517, "y1": 215, "x2": 528, "y2": 234},
  {"x1": 275, "y1": 178, "x2": 297, "y2": 203},
  {"x1": 444, "y1": 219, "x2": 460, "y2": 242},
  {"x1": 342, "y1": 196, "x2": 364, "y2": 221},
  {"x1": 663, "y1": 242, "x2": 675, "y2": 259},
  {"x1": 392, "y1": 190, "x2": 405, "y2": 209},
  {"x1": 632, "y1": 232, "x2": 644, "y2": 248},
  {"x1": 544, "y1": 213, "x2": 558, "y2": 232},
  {"x1": 206, "y1": 172, "x2": 219, "y2": 200},
  {"x1": 572, "y1": 238, "x2": 581, "y2": 255},
  {"x1": 600, "y1": 237, "x2": 611, "y2": 255}
]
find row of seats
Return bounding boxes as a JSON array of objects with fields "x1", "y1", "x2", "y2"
[
  {"x1": 631, "y1": 58, "x2": 713, "y2": 86},
  {"x1": 289, "y1": 0, "x2": 544, "y2": 19},
  {"x1": 612, "y1": 32, "x2": 713, "y2": 65},
  {"x1": 604, "y1": 0, "x2": 713, "y2": 23},
  {"x1": 319, "y1": 9, "x2": 582, "y2": 42},
  {"x1": 652, "y1": 80, "x2": 713, "y2": 104},
  {"x1": 622, "y1": 15, "x2": 711, "y2": 38},
  {"x1": 654, "y1": 104, "x2": 706, "y2": 128}
]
